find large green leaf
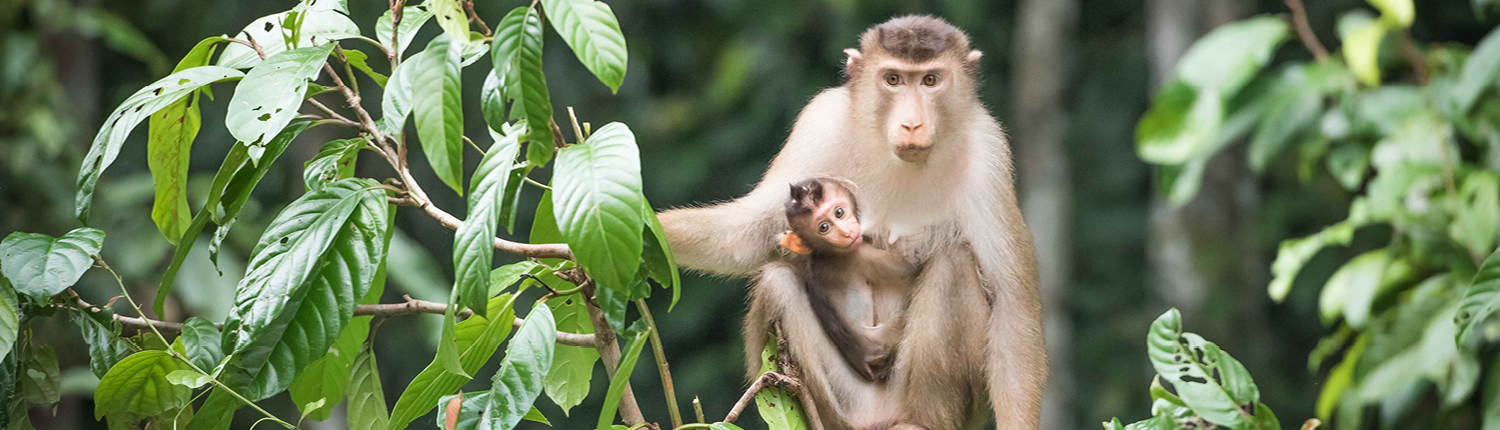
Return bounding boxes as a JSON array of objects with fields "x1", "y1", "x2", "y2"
[
  {"x1": 481, "y1": 71, "x2": 507, "y2": 135},
  {"x1": 1146, "y1": 309, "x2": 1258, "y2": 429},
  {"x1": 70, "y1": 311, "x2": 134, "y2": 379},
  {"x1": 1458, "y1": 248, "x2": 1500, "y2": 345},
  {"x1": 348, "y1": 349, "x2": 390, "y2": 430},
  {"x1": 147, "y1": 37, "x2": 227, "y2": 244},
  {"x1": 596, "y1": 330, "x2": 649, "y2": 430},
  {"x1": 75, "y1": 66, "x2": 243, "y2": 223},
  {"x1": 0, "y1": 286, "x2": 16, "y2": 364},
  {"x1": 1136, "y1": 81, "x2": 1223, "y2": 165},
  {"x1": 93, "y1": 351, "x2": 193, "y2": 418},
  {"x1": 375, "y1": 5, "x2": 434, "y2": 57},
  {"x1": 221, "y1": 179, "x2": 388, "y2": 400},
  {"x1": 225, "y1": 44, "x2": 334, "y2": 161},
  {"x1": 1318, "y1": 249, "x2": 1392, "y2": 327},
  {"x1": 1, "y1": 227, "x2": 105, "y2": 301},
  {"x1": 388, "y1": 294, "x2": 519, "y2": 430},
  {"x1": 479, "y1": 305, "x2": 556, "y2": 430},
  {"x1": 379, "y1": 50, "x2": 424, "y2": 136},
  {"x1": 179, "y1": 317, "x2": 223, "y2": 372},
  {"x1": 553, "y1": 122, "x2": 645, "y2": 294},
  {"x1": 539, "y1": 0, "x2": 628, "y2": 92},
  {"x1": 217, "y1": 9, "x2": 361, "y2": 69},
  {"x1": 414, "y1": 34, "x2": 466, "y2": 194},
  {"x1": 304, "y1": 138, "x2": 365, "y2": 191},
  {"x1": 492, "y1": 7, "x2": 555, "y2": 153},
  {"x1": 544, "y1": 294, "x2": 598, "y2": 416},
  {"x1": 289, "y1": 350, "x2": 352, "y2": 421},
  {"x1": 1174, "y1": 16, "x2": 1288, "y2": 96},
  {"x1": 1268, "y1": 200, "x2": 1369, "y2": 302},
  {"x1": 641, "y1": 200, "x2": 679, "y2": 310},
  {"x1": 19, "y1": 344, "x2": 59, "y2": 405},
  {"x1": 1245, "y1": 66, "x2": 1324, "y2": 173},
  {"x1": 1453, "y1": 26, "x2": 1500, "y2": 112},
  {"x1": 455, "y1": 133, "x2": 523, "y2": 316}
]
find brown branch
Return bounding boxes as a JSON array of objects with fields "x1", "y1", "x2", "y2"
[
  {"x1": 1284, "y1": 0, "x2": 1329, "y2": 62},
  {"x1": 583, "y1": 282, "x2": 648, "y2": 426},
  {"x1": 463, "y1": 0, "x2": 494, "y2": 37},
  {"x1": 723, "y1": 371, "x2": 795, "y2": 423},
  {"x1": 69, "y1": 292, "x2": 594, "y2": 347},
  {"x1": 393, "y1": 196, "x2": 573, "y2": 259},
  {"x1": 1398, "y1": 30, "x2": 1429, "y2": 85}
]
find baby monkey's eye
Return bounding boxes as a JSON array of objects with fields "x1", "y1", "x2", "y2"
[
  {"x1": 923, "y1": 74, "x2": 938, "y2": 86},
  {"x1": 834, "y1": 207, "x2": 846, "y2": 218},
  {"x1": 884, "y1": 73, "x2": 900, "y2": 86},
  {"x1": 819, "y1": 222, "x2": 831, "y2": 234}
]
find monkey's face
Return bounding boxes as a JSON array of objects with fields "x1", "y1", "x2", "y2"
[
  {"x1": 848, "y1": 47, "x2": 982, "y2": 164},
  {"x1": 806, "y1": 190, "x2": 862, "y2": 252}
]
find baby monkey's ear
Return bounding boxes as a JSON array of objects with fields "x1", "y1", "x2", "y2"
[{"x1": 779, "y1": 230, "x2": 812, "y2": 255}]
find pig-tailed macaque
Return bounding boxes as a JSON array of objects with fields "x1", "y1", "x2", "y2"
[
  {"x1": 660, "y1": 15, "x2": 1044, "y2": 430},
  {"x1": 780, "y1": 178, "x2": 914, "y2": 383}
]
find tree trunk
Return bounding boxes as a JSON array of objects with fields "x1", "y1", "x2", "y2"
[{"x1": 1009, "y1": 0, "x2": 1078, "y2": 428}]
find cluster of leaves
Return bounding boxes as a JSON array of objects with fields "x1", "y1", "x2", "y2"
[
  {"x1": 0, "y1": 0, "x2": 765, "y2": 429},
  {"x1": 1107, "y1": 309, "x2": 1282, "y2": 430},
  {"x1": 1136, "y1": 0, "x2": 1500, "y2": 427}
]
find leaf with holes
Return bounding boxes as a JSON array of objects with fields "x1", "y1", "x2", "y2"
[
  {"x1": 755, "y1": 332, "x2": 808, "y2": 430},
  {"x1": 492, "y1": 7, "x2": 555, "y2": 153},
  {"x1": 147, "y1": 37, "x2": 228, "y2": 244},
  {"x1": 479, "y1": 305, "x2": 555, "y2": 430},
  {"x1": 388, "y1": 294, "x2": 518, "y2": 430},
  {"x1": 545, "y1": 293, "x2": 598, "y2": 416},
  {"x1": 540, "y1": 0, "x2": 628, "y2": 92},
  {"x1": 304, "y1": 138, "x2": 365, "y2": 191},
  {"x1": 76, "y1": 66, "x2": 243, "y2": 223},
  {"x1": 428, "y1": 0, "x2": 469, "y2": 51},
  {"x1": 414, "y1": 34, "x2": 466, "y2": 194},
  {"x1": 226, "y1": 44, "x2": 333, "y2": 162},
  {"x1": 218, "y1": 9, "x2": 360, "y2": 69},
  {"x1": 454, "y1": 133, "x2": 522, "y2": 317},
  {"x1": 1, "y1": 227, "x2": 105, "y2": 301},
  {"x1": 94, "y1": 350, "x2": 193, "y2": 418},
  {"x1": 376, "y1": 5, "x2": 433, "y2": 57},
  {"x1": 221, "y1": 179, "x2": 388, "y2": 400},
  {"x1": 552, "y1": 123, "x2": 644, "y2": 295},
  {"x1": 1146, "y1": 309, "x2": 1258, "y2": 429},
  {"x1": 20, "y1": 344, "x2": 59, "y2": 404}
]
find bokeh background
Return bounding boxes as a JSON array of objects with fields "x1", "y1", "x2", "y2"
[{"x1": 2, "y1": 0, "x2": 1496, "y2": 428}]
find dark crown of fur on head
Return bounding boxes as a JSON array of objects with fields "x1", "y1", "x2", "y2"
[
  {"x1": 785, "y1": 179, "x2": 826, "y2": 219},
  {"x1": 861, "y1": 15, "x2": 971, "y2": 63}
]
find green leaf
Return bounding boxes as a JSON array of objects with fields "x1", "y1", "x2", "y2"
[
  {"x1": 0, "y1": 286, "x2": 16, "y2": 363},
  {"x1": 1318, "y1": 249, "x2": 1390, "y2": 327},
  {"x1": 594, "y1": 276, "x2": 629, "y2": 333},
  {"x1": 1368, "y1": 0, "x2": 1415, "y2": 27},
  {"x1": 455, "y1": 134, "x2": 523, "y2": 316},
  {"x1": 641, "y1": 201, "x2": 679, "y2": 310},
  {"x1": 388, "y1": 294, "x2": 519, "y2": 430},
  {"x1": 147, "y1": 37, "x2": 226, "y2": 244},
  {"x1": 1246, "y1": 66, "x2": 1324, "y2": 173},
  {"x1": 482, "y1": 71, "x2": 507, "y2": 135},
  {"x1": 1453, "y1": 27, "x2": 1500, "y2": 112},
  {"x1": 1174, "y1": 16, "x2": 1288, "y2": 96},
  {"x1": 342, "y1": 49, "x2": 389, "y2": 87},
  {"x1": 438, "y1": 293, "x2": 469, "y2": 377},
  {"x1": 221, "y1": 179, "x2": 389, "y2": 400},
  {"x1": 492, "y1": 7, "x2": 556, "y2": 153},
  {"x1": 20, "y1": 344, "x2": 60, "y2": 405},
  {"x1": 217, "y1": 9, "x2": 361, "y2": 69},
  {"x1": 754, "y1": 333, "x2": 808, "y2": 430},
  {"x1": 1146, "y1": 309, "x2": 1256, "y2": 429},
  {"x1": 76, "y1": 66, "x2": 243, "y2": 223},
  {"x1": 539, "y1": 0, "x2": 628, "y2": 92},
  {"x1": 1458, "y1": 247, "x2": 1500, "y2": 345},
  {"x1": 544, "y1": 294, "x2": 598, "y2": 416},
  {"x1": 1268, "y1": 201, "x2": 1369, "y2": 302},
  {"x1": 185, "y1": 370, "x2": 253, "y2": 430},
  {"x1": 1452, "y1": 172, "x2": 1500, "y2": 258},
  {"x1": 304, "y1": 138, "x2": 365, "y2": 191},
  {"x1": 379, "y1": 50, "x2": 424, "y2": 136},
  {"x1": 479, "y1": 305, "x2": 555, "y2": 430},
  {"x1": 1342, "y1": 17, "x2": 1390, "y2": 86},
  {"x1": 70, "y1": 311, "x2": 134, "y2": 379},
  {"x1": 93, "y1": 350, "x2": 192, "y2": 418},
  {"x1": 596, "y1": 330, "x2": 649, "y2": 430},
  {"x1": 348, "y1": 349, "x2": 390, "y2": 430},
  {"x1": 437, "y1": 392, "x2": 482, "y2": 430},
  {"x1": 414, "y1": 34, "x2": 466, "y2": 194},
  {"x1": 165, "y1": 370, "x2": 212, "y2": 389},
  {"x1": 226, "y1": 44, "x2": 334, "y2": 161},
  {"x1": 553, "y1": 123, "x2": 645, "y2": 294},
  {"x1": 428, "y1": 0, "x2": 470, "y2": 52},
  {"x1": 179, "y1": 317, "x2": 222, "y2": 372},
  {"x1": 531, "y1": 189, "x2": 567, "y2": 268},
  {"x1": 1136, "y1": 81, "x2": 1224, "y2": 165},
  {"x1": 376, "y1": 5, "x2": 434, "y2": 57},
  {"x1": 708, "y1": 424, "x2": 746, "y2": 430},
  {"x1": 289, "y1": 350, "x2": 352, "y2": 421},
  {"x1": 1326, "y1": 143, "x2": 1372, "y2": 190},
  {"x1": 1316, "y1": 335, "x2": 1364, "y2": 420},
  {"x1": 524, "y1": 407, "x2": 550, "y2": 425},
  {"x1": 1, "y1": 227, "x2": 105, "y2": 301}
]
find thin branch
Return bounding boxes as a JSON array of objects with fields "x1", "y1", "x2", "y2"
[
  {"x1": 583, "y1": 282, "x2": 648, "y2": 426},
  {"x1": 1398, "y1": 30, "x2": 1429, "y2": 85},
  {"x1": 306, "y1": 99, "x2": 356, "y2": 125},
  {"x1": 723, "y1": 372, "x2": 788, "y2": 423},
  {"x1": 334, "y1": 45, "x2": 362, "y2": 95},
  {"x1": 1284, "y1": 0, "x2": 1329, "y2": 62},
  {"x1": 692, "y1": 398, "x2": 705, "y2": 424},
  {"x1": 391, "y1": 195, "x2": 573, "y2": 259},
  {"x1": 463, "y1": 0, "x2": 494, "y2": 37},
  {"x1": 636, "y1": 299, "x2": 684, "y2": 428}
]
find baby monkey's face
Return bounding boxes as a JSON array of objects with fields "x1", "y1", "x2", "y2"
[{"x1": 806, "y1": 188, "x2": 862, "y2": 251}]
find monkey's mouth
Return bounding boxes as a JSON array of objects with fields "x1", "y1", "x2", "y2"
[{"x1": 893, "y1": 144, "x2": 931, "y2": 162}]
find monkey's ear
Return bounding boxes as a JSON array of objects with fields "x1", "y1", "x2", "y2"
[
  {"x1": 966, "y1": 50, "x2": 983, "y2": 63},
  {"x1": 844, "y1": 48, "x2": 863, "y2": 74},
  {"x1": 779, "y1": 231, "x2": 812, "y2": 255}
]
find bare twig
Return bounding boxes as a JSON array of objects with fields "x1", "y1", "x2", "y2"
[
  {"x1": 636, "y1": 299, "x2": 684, "y2": 428},
  {"x1": 692, "y1": 398, "x2": 706, "y2": 424},
  {"x1": 1284, "y1": 0, "x2": 1329, "y2": 62},
  {"x1": 391, "y1": 195, "x2": 573, "y2": 259},
  {"x1": 463, "y1": 0, "x2": 494, "y2": 37},
  {"x1": 723, "y1": 372, "x2": 792, "y2": 423}
]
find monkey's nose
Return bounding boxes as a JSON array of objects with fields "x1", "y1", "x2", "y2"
[{"x1": 900, "y1": 122, "x2": 923, "y2": 132}]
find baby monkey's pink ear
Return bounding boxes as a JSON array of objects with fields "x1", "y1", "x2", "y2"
[
  {"x1": 966, "y1": 50, "x2": 983, "y2": 63},
  {"x1": 779, "y1": 231, "x2": 812, "y2": 255},
  {"x1": 844, "y1": 49, "x2": 863, "y2": 74}
]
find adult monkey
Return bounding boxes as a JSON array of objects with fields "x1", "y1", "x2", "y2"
[{"x1": 658, "y1": 15, "x2": 1044, "y2": 430}]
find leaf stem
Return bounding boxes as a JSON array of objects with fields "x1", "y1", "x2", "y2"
[
  {"x1": 635, "y1": 299, "x2": 683, "y2": 428},
  {"x1": 523, "y1": 176, "x2": 552, "y2": 191}
]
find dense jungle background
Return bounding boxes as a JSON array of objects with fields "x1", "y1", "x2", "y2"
[{"x1": 4, "y1": 0, "x2": 1500, "y2": 429}]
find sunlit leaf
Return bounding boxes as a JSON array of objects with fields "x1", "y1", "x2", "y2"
[
  {"x1": 1174, "y1": 16, "x2": 1288, "y2": 96},
  {"x1": 94, "y1": 350, "x2": 192, "y2": 418},
  {"x1": 1342, "y1": 18, "x2": 1389, "y2": 86},
  {"x1": 376, "y1": 5, "x2": 434, "y2": 57},
  {"x1": 217, "y1": 9, "x2": 360, "y2": 69},
  {"x1": 428, "y1": 0, "x2": 469, "y2": 51},
  {"x1": 76, "y1": 66, "x2": 243, "y2": 222},
  {"x1": 1367, "y1": 0, "x2": 1414, "y2": 27},
  {"x1": 1318, "y1": 249, "x2": 1390, "y2": 327},
  {"x1": 342, "y1": 49, "x2": 389, "y2": 87},
  {"x1": 553, "y1": 123, "x2": 645, "y2": 294},
  {"x1": 414, "y1": 34, "x2": 466, "y2": 194},
  {"x1": 539, "y1": 0, "x2": 628, "y2": 92},
  {"x1": 0, "y1": 285, "x2": 17, "y2": 364},
  {"x1": 1136, "y1": 81, "x2": 1223, "y2": 165},
  {"x1": 1, "y1": 227, "x2": 105, "y2": 301},
  {"x1": 225, "y1": 44, "x2": 334, "y2": 162}
]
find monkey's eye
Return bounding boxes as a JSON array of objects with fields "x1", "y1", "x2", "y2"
[
  {"x1": 819, "y1": 222, "x2": 831, "y2": 234},
  {"x1": 834, "y1": 207, "x2": 846, "y2": 218},
  {"x1": 884, "y1": 73, "x2": 900, "y2": 86},
  {"x1": 922, "y1": 74, "x2": 938, "y2": 86}
]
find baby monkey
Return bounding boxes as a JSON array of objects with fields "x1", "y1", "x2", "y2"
[{"x1": 781, "y1": 178, "x2": 915, "y2": 383}]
